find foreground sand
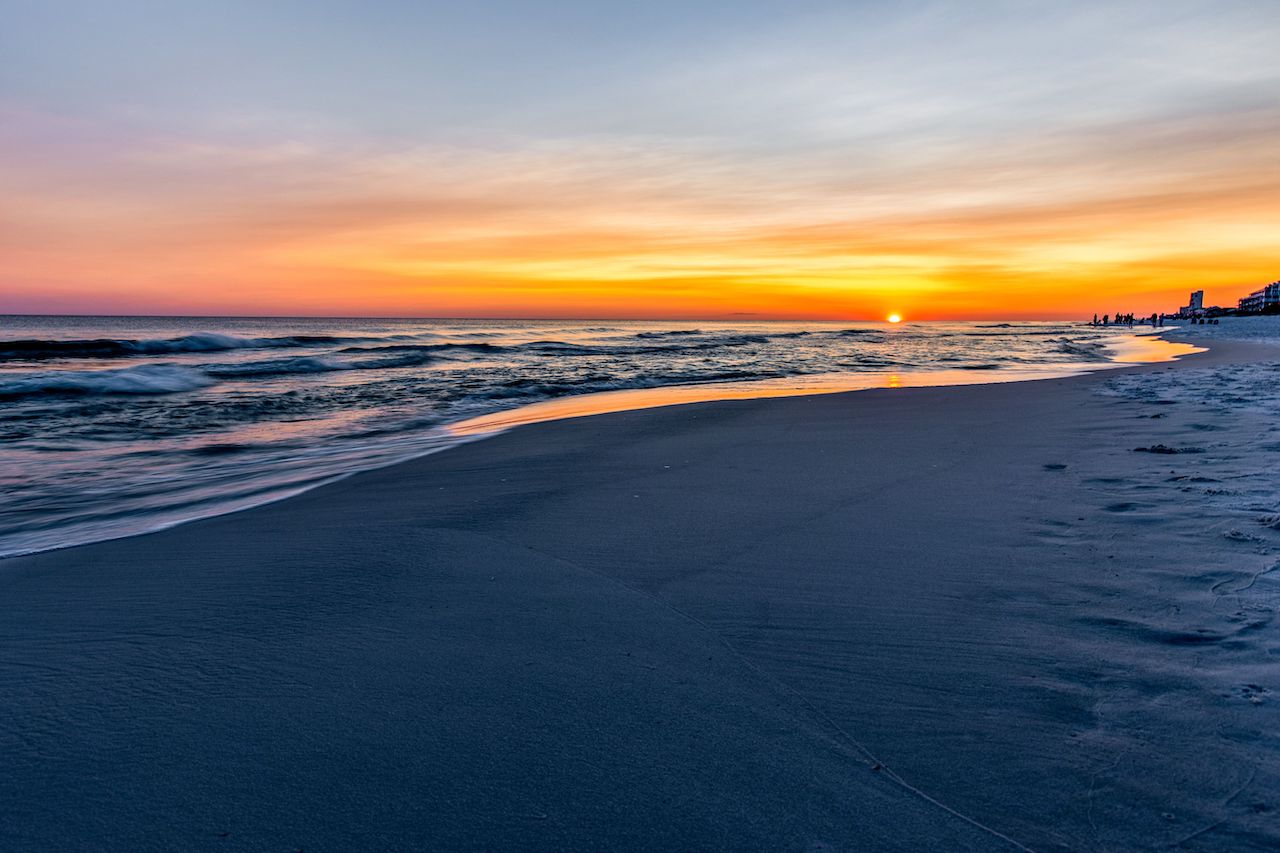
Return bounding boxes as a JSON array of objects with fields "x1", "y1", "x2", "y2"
[{"x1": 3, "y1": 341, "x2": 1279, "y2": 851}]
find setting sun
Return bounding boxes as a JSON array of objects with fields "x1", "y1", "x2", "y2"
[{"x1": 887, "y1": 314, "x2": 903, "y2": 324}]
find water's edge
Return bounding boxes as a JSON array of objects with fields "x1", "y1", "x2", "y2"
[{"x1": 2, "y1": 331, "x2": 1202, "y2": 562}]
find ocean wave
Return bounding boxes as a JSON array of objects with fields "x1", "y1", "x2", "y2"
[
  {"x1": 634, "y1": 329, "x2": 704, "y2": 338},
  {"x1": 960, "y1": 329, "x2": 1078, "y2": 337},
  {"x1": 189, "y1": 442, "x2": 254, "y2": 456},
  {"x1": 0, "y1": 331, "x2": 396, "y2": 361},
  {"x1": 765, "y1": 330, "x2": 813, "y2": 339},
  {"x1": 204, "y1": 355, "x2": 353, "y2": 378},
  {"x1": 522, "y1": 340, "x2": 598, "y2": 353},
  {"x1": 340, "y1": 338, "x2": 765, "y2": 360},
  {"x1": 834, "y1": 329, "x2": 886, "y2": 340},
  {"x1": 3, "y1": 342, "x2": 505, "y2": 398},
  {"x1": 474, "y1": 367, "x2": 796, "y2": 401},
  {"x1": 0, "y1": 364, "x2": 215, "y2": 399},
  {"x1": 348, "y1": 354, "x2": 434, "y2": 370},
  {"x1": 1050, "y1": 338, "x2": 1108, "y2": 358},
  {"x1": 1, "y1": 352, "x2": 371, "y2": 399},
  {"x1": 340, "y1": 342, "x2": 500, "y2": 355},
  {"x1": 535, "y1": 336, "x2": 772, "y2": 356},
  {"x1": 834, "y1": 356, "x2": 896, "y2": 367},
  {"x1": 204, "y1": 348, "x2": 460, "y2": 378}
]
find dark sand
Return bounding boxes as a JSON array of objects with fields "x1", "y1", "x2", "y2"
[{"x1": 4, "y1": 342, "x2": 1279, "y2": 851}]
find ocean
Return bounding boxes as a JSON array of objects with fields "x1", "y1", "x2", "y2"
[{"x1": 0, "y1": 315, "x2": 1186, "y2": 558}]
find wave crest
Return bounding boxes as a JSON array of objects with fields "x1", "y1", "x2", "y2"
[
  {"x1": 0, "y1": 364, "x2": 215, "y2": 399},
  {"x1": 0, "y1": 332, "x2": 371, "y2": 361}
]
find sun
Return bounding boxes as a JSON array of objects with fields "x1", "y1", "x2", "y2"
[{"x1": 886, "y1": 313, "x2": 903, "y2": 324}]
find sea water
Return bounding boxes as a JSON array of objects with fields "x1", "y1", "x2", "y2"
[{"x1": 0, "y1": 316, "x2": 1189, "y2": 557}]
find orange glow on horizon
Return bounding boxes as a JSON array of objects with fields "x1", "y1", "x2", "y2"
[{"x1": 3, "y1": 117, "x2": 1279, "y2": 320}]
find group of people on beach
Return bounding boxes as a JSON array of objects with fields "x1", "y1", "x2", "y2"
[
  {"x1": 1090, "y1": 312, "x2": 1220, "y2": 327},
  {"x1": 1091, "y1": 313, "x2": 1163, "y2": 327}
]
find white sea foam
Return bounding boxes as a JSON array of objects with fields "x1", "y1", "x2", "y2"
[{"x1": 0, "y1": 364, "x2": 215, "y2": 399}]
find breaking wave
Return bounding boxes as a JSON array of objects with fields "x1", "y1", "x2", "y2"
[
  {"x1": 0, "y1": 364, "x2": 215, "y2": 399},
  {"x1": 0, "y1": 332, "x2": 390, "y2": 361},
  {"x1": 1050, "y1": 338, "x2": 1109, "y2": 357}
]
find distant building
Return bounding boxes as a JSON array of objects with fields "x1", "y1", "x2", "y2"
[
  {"x1": 1238, "y1": 282, "x2": 1280, "y2": 314},
  {"x1": 1178, "y1": 289, "x2": 1207, "y2": 317}
]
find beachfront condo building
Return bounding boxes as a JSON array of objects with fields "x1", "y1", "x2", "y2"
[{"x1": 1238, "y1": 282, "x2": 1280, "y2": 314}]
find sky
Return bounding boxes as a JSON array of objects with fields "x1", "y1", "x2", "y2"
[{"x1": 2, "y1": 0, "x2": 1278, "y2": 319}]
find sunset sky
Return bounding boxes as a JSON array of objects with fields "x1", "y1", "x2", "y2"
[{"x1": 3, "y1": 0, "x2": 1278, "y2": 319}]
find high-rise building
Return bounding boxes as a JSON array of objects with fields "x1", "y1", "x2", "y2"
[{"x1": 1178, "y1": 290, "x2": 1206, "y2": 317}]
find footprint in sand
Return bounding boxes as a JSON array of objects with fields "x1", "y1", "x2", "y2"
[{"x1": 1235, "y1": 684, "x2": 1271, "y2": 705}]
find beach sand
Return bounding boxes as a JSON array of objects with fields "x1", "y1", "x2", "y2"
[{"x1": 3, "y1": 340, "x2": 1279, "y2": 851}]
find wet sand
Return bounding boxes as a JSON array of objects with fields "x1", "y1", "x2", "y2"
[{"x1": 3, "y1": 340, "x2": 1279, "y2": 851}]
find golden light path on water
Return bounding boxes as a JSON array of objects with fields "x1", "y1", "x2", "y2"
[{"x1": 450, "y1": 332, "x2": 1203, "y2": 438}]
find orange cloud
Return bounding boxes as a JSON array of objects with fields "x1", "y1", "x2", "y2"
[{"x1": 3, "y1": 107, "x2": 1278, "y2": 319}]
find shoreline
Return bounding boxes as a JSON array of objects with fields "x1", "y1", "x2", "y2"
[
  {"x1": 3, "y1": 337, "x2": 1278, "y2": 850},
  {"x1": 0, "y1": 329, "x2": 1200, "y2": 562}
]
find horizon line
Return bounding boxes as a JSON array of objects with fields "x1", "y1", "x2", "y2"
[{"x1": 1, "y1": 312, "x2": 1106, "y2": 323}]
